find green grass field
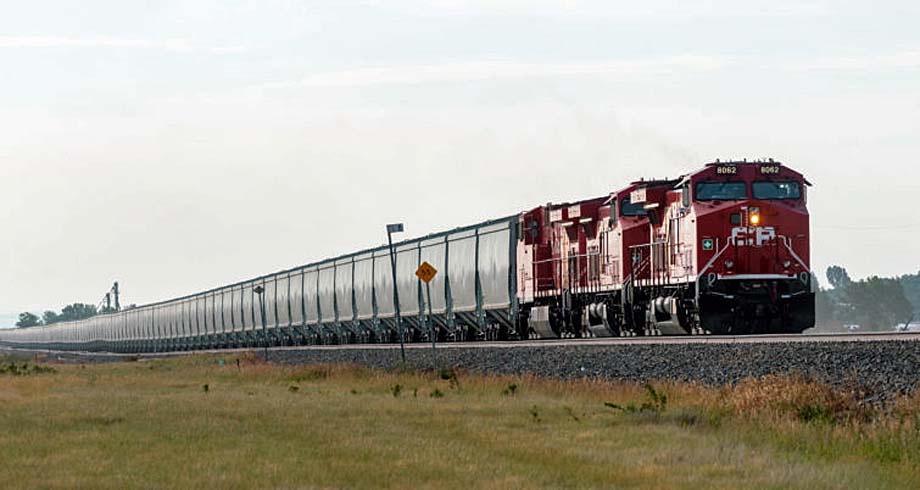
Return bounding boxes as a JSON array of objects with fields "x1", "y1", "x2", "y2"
[{"x1": 1, "y1": 352, "x2": 918, "y2": 489}]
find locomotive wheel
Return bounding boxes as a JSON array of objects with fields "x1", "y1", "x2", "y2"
[
  {"x1": 548, "y1": 304, "x2": 564, "y2": 338},
  {"x1": 569, "y1": 308, "x2": 584, "y2": 338},
  {"x1": 605, "y1": 303, "x2": 622, "y2": 337}
]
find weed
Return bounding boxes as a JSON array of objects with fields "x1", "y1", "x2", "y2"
[
  {"x1": 438, "y1": 367, "x2": 455, "y2": 380},
  {"x1": 725, "y1": 374, "x2": 871, "y2": 424},
  {"x1": 0, "y1": 362, "x2": 56, "y2": 376},
  {"x1": 390, "y1": 362, "x2": 416, "y2": 375},
  {"x1": 350, "y1": 389, "x2": 358, "y2": 395},
  {"x1": 289, "y1": 385, "x2": 300, "y2": 393},
  {"x1": 77, "y1": 416, "x2": 125, "y2": 427},
  {"x1": 430, "y1": 389, "x2": 444, "y2": 399},
  {"x1": 604, "y1": 384, "x2": 668, "y2": 415},
  {"x1": 564, "y1": 406, "x2": 581, "y2": 422},
  {"x1": 502, "y1": 383, "x2": 519, "y2": 396},
  {"x1": 438, "y1": 367, "x2": 461, "y2": 390},
  {"x1": 392, "y1": 384, "x2": 402, "y2": 398},
  {"x1": 796, "y1": 404, "x2": 835, "y2": 424},
  {"x1": 674, "y1": 408, "x2": 703, "y2": 427},
  {"x1": 289, "y1": 366, "x2": 330, "y2": 383},
  {"x1": 202, "y1": 384, "x2": 209, "y2": 393},
  {"x1": 605, "y1": 401, "x2": 638, "y2": 413},
  {"x1": 643, "y1": 384, "x2": 668, "y2": 413},
  {"x1": 530, "y1": 405, "x2": 541, "y2": 423}
]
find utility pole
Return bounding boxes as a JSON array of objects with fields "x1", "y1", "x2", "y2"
[
  {"x1": 386, "y1": 223, "x2": 405, "y2": 363},
  {"x1": 254, "y1": 285, "x2": 267, "y2": 359}
]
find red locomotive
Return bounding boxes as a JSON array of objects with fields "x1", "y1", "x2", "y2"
[{"x1": 519, "y1": 160, "x2": 814, "y2": 337}]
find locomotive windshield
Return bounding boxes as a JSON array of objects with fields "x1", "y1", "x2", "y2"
[
  {"x1": 695, "y1": 182, "x2": 747, "y2": 201},
  {"x1": 753, "y1": 181, "x2": 802, "y2": 200},
  {"x1": 620, "y1": 197, "x2": 648, "y2": 216}
]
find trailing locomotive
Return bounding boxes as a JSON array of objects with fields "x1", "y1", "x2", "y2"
[{"x1": 0, "y1": 160, "x2": 814, "y2": 352}]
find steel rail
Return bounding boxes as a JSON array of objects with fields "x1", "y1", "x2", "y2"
[{"x1": 4, "y1": 332, "x2": 919, "y2": 358}]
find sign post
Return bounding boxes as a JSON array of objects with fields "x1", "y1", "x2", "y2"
[{"x1": 415, "y1": 261, "x2": 438, "y2": 359}]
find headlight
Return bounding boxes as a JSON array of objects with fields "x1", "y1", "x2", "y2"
[{"x1": 750, "y1": 208, "x2": 761, "y2": 226}]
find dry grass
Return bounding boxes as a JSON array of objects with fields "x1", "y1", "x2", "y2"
[{"x1": 0, "y1": 353, "x2": 918, "y2": 489}]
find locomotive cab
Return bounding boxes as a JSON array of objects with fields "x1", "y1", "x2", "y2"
[{"x1": 688, "y1": 161, "x2": 815, "y2": 334}]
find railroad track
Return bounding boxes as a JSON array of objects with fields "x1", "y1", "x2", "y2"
[
  {"x1": 281, "y1": 331, "x2": 920, "y2": 350},
  {"x1": 5, "y1": 331, "x2": 919, "y2": 358}
]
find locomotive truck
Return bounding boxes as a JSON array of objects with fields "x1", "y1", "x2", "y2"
[{"x1": 0, "y1": 160, "x2": 814, "y2": 352}]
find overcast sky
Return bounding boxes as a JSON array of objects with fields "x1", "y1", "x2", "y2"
[{"x1": 2, "y1": 1, "x2": 919, "y2": 326}]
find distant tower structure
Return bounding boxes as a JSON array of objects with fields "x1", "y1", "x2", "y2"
[{"x1": 100, "y1": 282, "x2": 122, "y2": 313}]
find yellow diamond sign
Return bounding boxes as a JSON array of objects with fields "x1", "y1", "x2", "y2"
[{"x1": 415, "y1": 261, "x2": 438, "y2": 284}]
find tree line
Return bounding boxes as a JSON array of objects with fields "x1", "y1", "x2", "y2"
[
  {"x1": 15, "y1": 303, "x2": 115, "y2": 328},
  {"x1": 816, "y1": 266, "x2": 919, "y2": 331}
]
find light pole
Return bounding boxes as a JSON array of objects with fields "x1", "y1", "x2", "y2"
[
  {"x1": 386, "y1": 223, "x2": 405, "y2": 363},
  {"x1": 254, "y1": 285, "x2": 267, "y2": 360}
]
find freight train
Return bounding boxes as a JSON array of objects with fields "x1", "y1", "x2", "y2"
[{"x1": 0, "y1": 160, "x2": 815, "y2": 352}]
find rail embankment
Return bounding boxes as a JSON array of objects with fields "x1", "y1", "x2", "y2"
[
  {"x1": 8, "y1": 337, "x2": 919, "y2": 399},
  {"x1": 266, "y1": 340, "x2": 920, "y2": 400}
]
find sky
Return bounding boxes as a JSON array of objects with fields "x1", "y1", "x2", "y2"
[{"x1": 2, "y1": 0, "x2": 919, "y2": 326}]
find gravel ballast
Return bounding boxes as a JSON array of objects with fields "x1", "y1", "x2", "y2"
[
  {"x1": 266, "y1": 341, "x2": 920, "y2": 399},
  {"x1": 8, "y1": 339, "x2": 920, "y2": 399}
]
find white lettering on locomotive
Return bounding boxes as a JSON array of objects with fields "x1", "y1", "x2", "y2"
[
  {"x1": 568, "y1": 205, "x2": 581, "y2": 219},
  {"x1": 630, "y1": 188, "x2": 647, "y2": 203},
  {"x1": 730, "y1": 226, "x2": 776, "y2": 247}
]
